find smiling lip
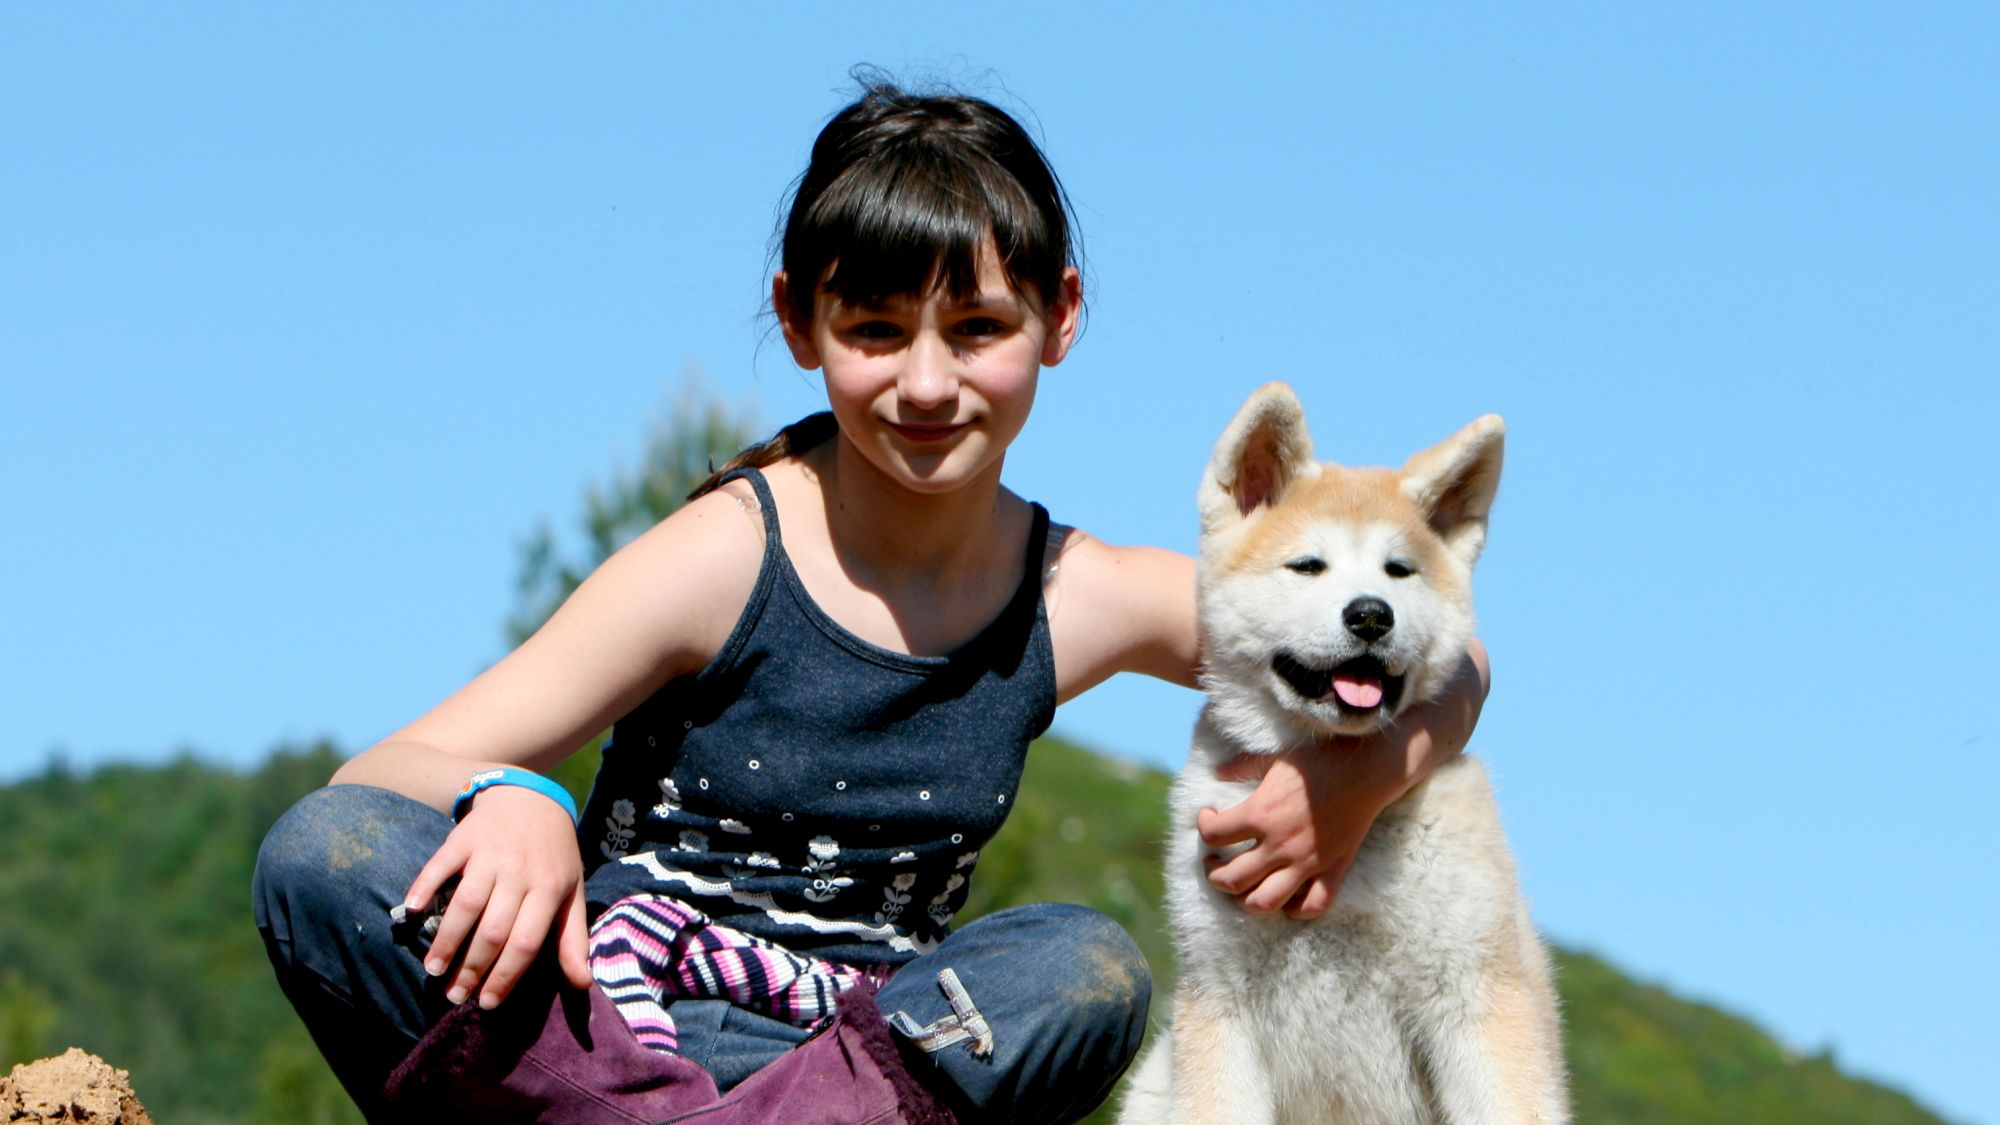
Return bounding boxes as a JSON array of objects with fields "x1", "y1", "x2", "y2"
[{"x1": 888, "y1": 421, "x2": 968, "y2": 444}]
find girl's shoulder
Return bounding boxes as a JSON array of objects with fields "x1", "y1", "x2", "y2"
[
  {"x1": 1044, "y1": 525, "x2": 1200, "y2": 699},
  {"x1": 565, "y1": 477, "x2": 772, "y2": 681},
  {"x1": 373, "y1": 482, "x2": 770, "y2": 774}
]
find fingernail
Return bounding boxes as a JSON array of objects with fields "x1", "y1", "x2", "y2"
[
  {"x1": 425, "y1": 959, "x2": 444, "y2": 976},
  {"x1": 447, "y1": 986, "x2": 467, "y2": 1005},
  {"x1": 479, "y1": 993, "x2": 498, "y2": 1010}
]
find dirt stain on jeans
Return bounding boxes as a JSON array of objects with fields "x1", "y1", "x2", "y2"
[
  {"x1": 325, "y1": 824, "x2": 377, "y2": 872},
  {"x1": 1077, "y1": 933, "x2": 1152, "y2": 1016}
]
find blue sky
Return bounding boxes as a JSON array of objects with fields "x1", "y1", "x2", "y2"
[{"x1": 4, "y1": 5, "x2": 1996, "y2": 1121}]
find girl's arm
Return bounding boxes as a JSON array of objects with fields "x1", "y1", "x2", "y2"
[
  {"x1": 1049, "y1": 535, "x2": 1490, "y2": 919},
  {"x1": 1197, "y1": 639, "x2": 1490, "y2": 916},
  {"x1": 1047, "y1": 531, "x2": 1201, "y2": 701},
  {"x1": 332, "y1": 486, "x2": 764, "y2": 1007}
]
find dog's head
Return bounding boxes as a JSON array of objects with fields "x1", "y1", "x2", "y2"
[{"x1": 1196, "y1": 383, "x2": 1503, "y2": 740}]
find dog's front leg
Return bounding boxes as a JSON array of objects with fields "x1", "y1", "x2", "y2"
[
  {"x1": 1417, "y1": 959, "x2": 1570, "y2": 1125},
  {"x1": 1170, "y1": 988, "x2": 1272, "y2": 1125}
]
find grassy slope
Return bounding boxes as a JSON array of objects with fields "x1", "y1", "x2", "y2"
[
  {"x1": 0, "y1": 747, "x2": 361, "y2": 1124},
  {"x1": 962, "y1": 736, "x2": 1949, "y2": 1125},
  {"x1": 0, "y1": 739, "x2": 1950, "y2": 1124}
]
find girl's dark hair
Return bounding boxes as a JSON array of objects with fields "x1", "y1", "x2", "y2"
[
  {"x1": 691, "y1": 77, "x2": 1078, "y2": 501},
  {"x1": 688, "y1": 409, "x2": 839, "y2": 502},
  {"x1": 779, "y1": 78, "x2": 1077, "y2": 328}
]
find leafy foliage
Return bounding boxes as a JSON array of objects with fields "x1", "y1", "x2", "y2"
[
  {"x1": 0, "y1": 742, "x2": 1951, "y2": 1123},
  {"x1": 1554, "y1": 947, "x2": 1946, "y2": 1124},
  {"x1": 508, "y1": 384, "x2": 758, "y2": 648},
  {"x1": 505, "y1": 384, "x2": 757, "y2": 804},
  {"x1": 0, "y1": 745, "x2": 361, "y2": 1124}
]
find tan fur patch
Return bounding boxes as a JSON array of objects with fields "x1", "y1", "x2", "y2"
[
  {"x1": 1218, "y1": 466, "x2": 1467, "y2": 606},
  {"x1": 1171, "y1": 990, "x2": 1248, "y2": 1122}
]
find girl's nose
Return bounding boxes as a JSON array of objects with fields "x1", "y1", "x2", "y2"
[{"x1": 898, "y1": 334, "x2": 960, "y2": 410}]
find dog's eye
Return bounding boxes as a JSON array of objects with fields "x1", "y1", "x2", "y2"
[
  {"x1": 1285, "y1": 557, "x2": 1327, "y2": 576},
  {"x1": 1384, "y1": 560, "x2": 1416, "y2": 578}
]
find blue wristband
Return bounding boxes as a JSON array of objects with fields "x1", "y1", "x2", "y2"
[{"x1": 452, "y1": 767, "x2": 580, "y2": 825}]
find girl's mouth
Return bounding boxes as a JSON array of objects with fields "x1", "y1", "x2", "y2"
[{"x1": 888, "y1": 421, "x2": 969, "y2": 444}]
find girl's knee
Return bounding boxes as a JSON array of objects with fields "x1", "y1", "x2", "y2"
[
  {"x1": 984, "y1": 903, "x2": 1151, "y2": 1002},
  {"x1": 253, "y1": 784, "x2": 448, "y2": 937},
  {"x1": 895, "y1": 905, "x2": 1152, "y2": 1121},
  {"x1": 952, "y1": 903, "x2": 1153, "y2": 1046},
  {"x1": 1050, "y1": 905, "x2": 1151, "y2": 1017}
]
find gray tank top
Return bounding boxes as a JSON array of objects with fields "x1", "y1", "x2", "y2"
[{"x1": 579, "y1": 467, "x2": 1058, "y2": 966}]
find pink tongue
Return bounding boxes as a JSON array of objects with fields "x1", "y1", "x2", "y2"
[{"x1": 1333, "y1": 675, "x2": 1384, "y2": 708}]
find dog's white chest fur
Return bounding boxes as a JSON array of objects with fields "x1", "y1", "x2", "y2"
[
  {"x1": 1146, "y1": 720, "x2": 1544, "y2": 1124},
  {"x1": 1172, "y1": 718, "x2": 1517, "y2": 1000},
  {"x1": 1117, "y1": 384, "x2": 1566, "y2": 1125}
]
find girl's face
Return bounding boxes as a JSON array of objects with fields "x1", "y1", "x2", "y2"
[{"x1": 777, "y1": 244, "x2": 1080, "y2": 498}]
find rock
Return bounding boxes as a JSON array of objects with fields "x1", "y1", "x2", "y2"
[{"x1": 0, "y1": 1048, "x2": 153, "y2": 1125}]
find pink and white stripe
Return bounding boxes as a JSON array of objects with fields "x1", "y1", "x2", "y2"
[{"x1": 589, "y1": 894, "x2": 867, "y2": 1054}]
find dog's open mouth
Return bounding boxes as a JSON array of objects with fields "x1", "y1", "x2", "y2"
[{"x1": 1272, "y1": 652, "x2": 1405, "y2": 716}]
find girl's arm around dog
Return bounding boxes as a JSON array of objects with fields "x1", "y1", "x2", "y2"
[
  {"x1": 1045, "y1": 534, "x2": 1490, "y2": 918},
  {"x1": 1199, "y1": 638, "x2": 1492, "y2": 917}
]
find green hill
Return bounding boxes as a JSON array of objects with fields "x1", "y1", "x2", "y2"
[
  {"x1": 0, "y1": 739, "x2": 1951, "y2": 1123},
  {"x1": 973, "y1": 738, "x2": 1951, "y2": 1125},
  {"x1": 0, "y1": 749, "x2": 359, "y2": 1124}
]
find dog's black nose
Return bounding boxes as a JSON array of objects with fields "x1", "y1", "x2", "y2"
[{"x1": 1344, "y1": 597, "x2": 1394, "y2": 643}]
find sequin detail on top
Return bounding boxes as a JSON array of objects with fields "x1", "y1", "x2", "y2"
[{"x1": 580, "y1": 467, "x2": 1054, "y2": 966}]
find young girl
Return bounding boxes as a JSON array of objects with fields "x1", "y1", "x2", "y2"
[{"x1": 254, "y1": 81, "x2": 1488, "y2": 1122}]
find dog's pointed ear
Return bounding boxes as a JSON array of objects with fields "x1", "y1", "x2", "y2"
[
  {"x1": 1200, "y1": 383, "x2": 1316, "y2": 533},
  {"x1": 1401, "y1": 414, "x2": 1505, "y2": 568}
]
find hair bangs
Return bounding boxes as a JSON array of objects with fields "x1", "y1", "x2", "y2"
[
  {"x1": 794, "y1": 157, "x2": 1063, "y2": 318},
  {"x1": 775, "y1": 82, "x2": 1077, "y2": 330},
  {"x1": 811, "y1": 154, "x2": 993, "y2": 310}
]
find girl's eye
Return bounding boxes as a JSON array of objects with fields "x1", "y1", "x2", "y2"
[
  {"x1": 848, "y1": 321, "x2": 903, "y2": 341},
  {"x1": 955, "y1": 317, "x2": 1005, "y2": 338},
  {"x1": 1384, "y1": 560, "x2": 1416, "y2": 578},
  {"x1": 1285, "y1": 557, "x2": 1326, "y2": 576}
]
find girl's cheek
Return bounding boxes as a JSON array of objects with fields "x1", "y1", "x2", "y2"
[{"x1": 974, "y1": 335, "x2": 1041, "y2": 375}]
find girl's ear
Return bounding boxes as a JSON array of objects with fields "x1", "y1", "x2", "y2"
[
  {"x1": 773, "y1": 272, "x2": 822, "y2": 370},
  {"x1": 1040, "y1": 267, "x2": 1084, "y2": 367}
]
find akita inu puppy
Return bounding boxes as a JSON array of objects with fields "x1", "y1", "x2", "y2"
[{"x1": 1119, "y1": 384, "x2": 1567, "y2": 1125}]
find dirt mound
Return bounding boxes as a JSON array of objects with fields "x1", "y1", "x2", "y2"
[{"x1": 0, "y1": 1049, "x2": 153, "y2": 1125}]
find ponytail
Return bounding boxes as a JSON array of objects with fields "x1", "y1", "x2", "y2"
[{"x1": 687, "y1": 411, "x2": 840, "y2": 501}]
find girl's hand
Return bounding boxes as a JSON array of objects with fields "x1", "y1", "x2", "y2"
[
  {"x1": 1196, "y1": 642, "x2": 1491, "y2": 918},
  {"x1": 1196, "y1": 745, "x2": 1394, "y2": 917},
  {"x1": 402, "y1": 785, "x2": 594, "y2": 1008}
]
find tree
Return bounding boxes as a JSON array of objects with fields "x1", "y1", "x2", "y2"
[
  {"x1": 0, "y1": 970, "x2": 56, "y2": 1068},
  {"x1": 506, "y1": 381, "x2": 759, "y2": 800}
]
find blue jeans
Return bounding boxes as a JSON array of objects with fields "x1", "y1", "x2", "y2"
[{"x1": 253, "y1": 784, "x2": 1151, "y2": 1122}]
